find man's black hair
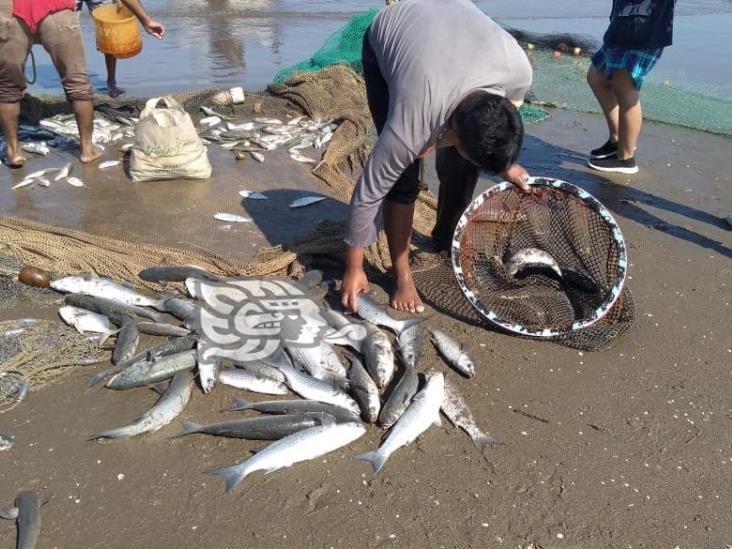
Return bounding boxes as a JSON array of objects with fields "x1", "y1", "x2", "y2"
[{"x1": 453, "y1": 92, "x2": 524, "y2": 174}]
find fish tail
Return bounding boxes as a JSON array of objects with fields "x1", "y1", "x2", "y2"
[
  {"x1": 89, "y1": 428, "x2": 127, "y2": 441},
  {"x1": 224, "y1": 397, "x2": 252, "y2": 412},
  {"x1": 84, "y1": 369, "x2": 112, "y2": 389},
  {"x1": 355, "y1": 450, "x2": 387, "y2": 474},
  {"x1": 208, "y1": 464, "x2": 247, "y2": 492},
  {"x1": 398, "y1": 316, "x2": 425, "y2": 335},
  {"x1": 173, "y1": 420, "x2": 203, "y2": 438},
  {"x1": 473, "y1": 432, "x2": 503, "y2": 455}
]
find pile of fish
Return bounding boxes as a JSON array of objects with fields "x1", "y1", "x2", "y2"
[
  {"x1": 45, "y1": 266, "x2": 499, "y2": 493},
  {"x1": 196, "y1": 105, "x2": 335, "y2": 166}
]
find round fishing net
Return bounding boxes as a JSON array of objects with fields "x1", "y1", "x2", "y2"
[
  {"x1": 0, "y1": 319, "x2": 106, "y2": 411},
  {"x1": 451, "y1": 177, "x2": 628, "y2": 339}
]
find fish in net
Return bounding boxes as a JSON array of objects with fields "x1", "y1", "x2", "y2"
[
  {"x1": 0, "y1": 319, "x2": 106, "y2": 411},
  {"x1": 412, "y1": 177, "x2": 633, "y2": 352}
]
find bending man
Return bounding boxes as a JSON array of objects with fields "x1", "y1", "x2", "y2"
[{"x1": 341, "y1": 0, "x2": 533, "y2": 313}]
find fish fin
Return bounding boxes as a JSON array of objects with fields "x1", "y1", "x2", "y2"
[
  {"x1": 224, "y1": 397, "x2": 251, "y2": 412},
  {"x1": 0, "y1": 506, "x2": 18, "y2": 520},
  {"x1": 208, "y1": 465, "x2": 246, "y2": 492},
  {"x1": 84, "y1": 369, "x2": 111, "y2": 389},
  {"x1": 355, "y1": 451, "x2": 387, "y2": 474},
  {"x1": 472, "y1": 432, "x2": 503, "y2": 455},
  {"x1": 399, "y1": 316, "x2": 425, "y2": 335},
  {"x1": 173, "y1": 420, "x2": 203, "y2": 438}
]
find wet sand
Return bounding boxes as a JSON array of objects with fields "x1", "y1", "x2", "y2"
[{"x1": 1, "y1": 110, "x2": 731, "y2": 548}]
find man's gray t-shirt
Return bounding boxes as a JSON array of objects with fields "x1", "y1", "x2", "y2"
[{"x1": 346, "y1": 0, "x2": 533, "y2": 249}]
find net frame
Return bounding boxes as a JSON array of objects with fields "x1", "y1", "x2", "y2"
[{"x1": 451, "y1": 176, "x2": 628, "y2": 338}]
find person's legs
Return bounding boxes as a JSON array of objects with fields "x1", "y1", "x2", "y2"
[
  {"x1": 432, "y1": 146, "x2": 480, "y2": 250},
  {"x1": 609, "y1": 69, "x2": 641, "y2": 160},
  {"x1": 587, "y1": 64, "x2": 619, "y2": 144},
  {"x1": 38, "y1": 9, "x2": 101, "y2": 162},
  {"x1": 104, "y1": 54, "x2": 124, "y2": 97},
  {"x1": 362, "y1": 31, "x2": 423, "y2": 312},
  {"x1": 0, "y1": 15, "x2": 31, "y2": 167}
]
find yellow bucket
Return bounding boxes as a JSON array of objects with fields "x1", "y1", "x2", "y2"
[{"x1": 91, "y1": 4, "x2": 142, "y2": 59}]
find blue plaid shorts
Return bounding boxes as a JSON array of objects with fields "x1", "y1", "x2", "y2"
[
  {"x1": 75, "y1": 0, "x2": 111, "y2": 12},
  {"x1": 591, "y1": 46, "x2": 664, "y2": 89}
]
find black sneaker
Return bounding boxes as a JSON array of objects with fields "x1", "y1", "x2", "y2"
[
  {"x1": 587, "y1": 156, "x2": 639, "y2": 175},
  {"x1": 590, "y1": 139, "x2": 619, "y2": 159}
]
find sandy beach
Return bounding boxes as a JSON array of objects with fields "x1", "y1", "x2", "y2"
[{"x1": 1, "y1": 105, "x2": 730, "y2": 548}]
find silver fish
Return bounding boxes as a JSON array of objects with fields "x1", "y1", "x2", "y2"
[
  {"x1": 357, "y1": 372, "x2": 444, "y2": 474},
  {"x1": 198, "y1": 355, "x2": 219, "y2": 394},
  {"x1": 225, "y1": 396, "x2": 361, "y2": 423},
  {"x1": 0, "y1": 505, "x2": 18, "y2": 520},
  {"x1": 112, "y1": 321, "x2": 139, "y2": 365},
  {"x1": 505, "y1": 247, "x2": 562, "y2": 278},
  {"x1": 238, "y1": 190, "x2": 268, "y2": 200},
  {"x1": 283, "y1": 343, "x2": 348, "y2": 387},
  {"x1": 38, "y1": 178, "x2": 50, "y2": 188},
  {"x1": 14, "y1": 490, "x2": 42, "y2": 549},
  {"x1": 12, "y1": 179, "x2": 34, "y2": 190},
  {"x1": 22, "y1": 141, "x2": 50, "y2": 155},
  {"x1": 119, "y1": 143, "x2": 134, "y2": 152},
  {"x1": 200, "y1": 115, "x2": 222, "y2": 128},
  {"x1": 58, "y1": 305, "x2": 115, "y2": 335},
  {"x1": 442, "y1": 376, "x2": 501, "y2": 455},
  {"x1": 356, "y1": 293, "x2": 423, "y2": 336},
  {"x1": 52, "y1": 275, "x2": 165, "y2": 309},
  {"x1": 253, "y1": 117, "x2": 283, "y2": 125},
  {"x1": 67, "y1": 176, "x2": 84, "y2": 187},
  {"x1": 26, "y1": 169, "x2": 48, "y2": 179},
  {"x1": 273, "y1": 365, "x2": 360, "y2": 415},
  {"x1": 378, "y1": 365, "x2": 419, "y2": 429},
  {"x1": 139, "y1": 265, "x2": 219, "y2": 283},
  {"x1": 214, "y1": 212, "x2": 251, "y2": 223},
  {"x1": 250, "y1": 151, "x2": 265, "y2": 163},
  {"x1": 209, "y1": 421, "x2": 365, "y2": 492},
  {"x1": 64, "y1": 293, "x2": 165, "y2": 323},
  {"x1": 290, "y1": 151, "x2": 316, "y2": 164},
  {"x1": 429, "y1": 328, "x2": 475, "y2": 378},
  {"x1": 175, "y1": 413, "x2": 331, "y2": 440},
  {"x1": 397, "y1": 320, "x2": 425, "y2": 368},
  {"x1": 346, "y1": 355, "x2": 380, "y2": 423},
  {"x1": 92, "y1": 371, "x2": 194, "y2": 440},
  {"x1": 201, "y1": 106, "x2": 230, "y2": 119},
  {"x1": 0, "y1": 434, "x2": 14, "y2": 452},
  {"x1": 54, "y1": 163, "x2": 72, "y2": 181},
  {"x1": 289, "y1": 196, "x2": 326, "y2": 208},
  {"x1": 98, "y1": 160, "x2": 120, "y2": 169},
  {"x1": 362, "y1": 323, "x2": 395, "y2": 388},
  {"x1": 218, "y1": 368, "x2": 288, "y2": 395},
  {"x1": 226, "y1": 122, "x2": 255, "y2": 131},
  {"x1": 136, "y1": 321, "x2": 191, "y2": 337},
  {"x1": 106, "y1": 349, "x2": 197, "y2": 390},
  {"x1": 288, "y1": 138, "x2": 314, "y2": 151},
  {"x1": 234, "y1": 361, "x2": 285, "y2": 384}
]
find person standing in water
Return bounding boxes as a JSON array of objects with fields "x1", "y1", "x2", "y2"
[
  {"x1": 340, "y1": 0, "x2": 532, "y2": 314},
  {"x1": 586, "y1": 0, "x2": 676, "y2": 174},
  {"x1": 0, "y1": 0, "x2": 103, "y2": 166},
  {"x1": 75, "y1": 0, "x2": 165, "y2": 97}
]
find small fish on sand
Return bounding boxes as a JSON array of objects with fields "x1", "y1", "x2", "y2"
[
  {"x1": 361, "y1": 323, "x2": 395, "y2": 388},
  {"x1": 214, "y1": 212, "x2": 251, "y2": 223},
  {"x1": 347, "y1": 354, "x2": 380, "y2": 423},
  {"x1": 356, "y1": 293, "x2": 421, "y2": 335},
  {"x1": 200, "y1": 115, "x2": 222, "y2": 128},
  {"x1": 119, "y1": 143, "x2": 134, "y2": 152},
  {"x1": 442, "y1": 376, "x2": 501, "y2": 456},
  {"x1": 38, "y1": 179, "x2": 50, "y2": 188},
  {"x1": 226, "y1": 121, "x2": 255, "y2": 131},
  {"x1": 54, "y1": 163, "x2": 72, "y2": 181},
  {"x1": 99, "y1": 160, "x2": 121, "y2": 169},
  {"x1": 253, "y1": 117, "x2": 282, "y2": 125},
  {"x1": 12, "y1": 179, "x2": 35, "y2": 190},
  {"x1": 66, "y1": 176, "x2": 84, "y2": 187},
  {"x1": 225, "y1": 396, "x2": 361, "y2": 423},
  {"x1": 238, "y1": 190, "x2": 268, "y2": 200},
  {"x1": 289, "y1": 196, "x2": 326, "y2": 209},
  {"x1": 397, "y1": 321, "x2": 425, "y2": 369},
  {"x1": 106, "y1": 349, "x2": 197, "y2": 390},
  {"x1": 58, "y1": 305, "x2": 115, "y2": 336},
  {"x1": 175, "y1": 414, "x2": 332, "y2": 440},
  {"x1": 12, "y1": 490, "x2": 42, "y2": 549},
  {"x1": 289, "y1": 151, "x2": 316, "y2": 164},
  {"x1": 26, "y1": 169, "x2": 48, "y2": 179},
  {"x1": 378, "y1": 365, "x2": 419, "y2": 429},
  {"x1": 217, "y1": 368, "x2": 288, "y2": 395},
  {"x1": 505, "y1": 247, "x2": 562, "y2": 279},
  {"x1": 22, "y1": 141, "x2": 50, "y2": 155},
  {"x1": 201, "y1": 106, "x2": 230, "y2": 119},
  {"x1": 250, "y1": 151, "x2": 265, "y2": 163},
  {"x1": 429, "y1": 328, "x2": 475, "y2": 378},
  {"x1": 0, "y1": 434, "x2": 14, "y2": 452}
]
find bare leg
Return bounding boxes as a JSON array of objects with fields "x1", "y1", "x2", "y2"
[
  {"x1": 383, "y1": 200, "x2": 424, "y2": 313},
  {"x1": 104, "y1": 54, "x2": 125, "y2": 97},
  {"x1": 0, "y1": 102, "x2": 25, "y2": 167},
  {"x1": 587, "y1": 65, "x2": 619, "y2": 142},
  {"x1": 73, "y1": 100, "x2": 103, "y2": 163},
  {"x1": 610, "y1": 70, "x2": 641, "y2": 160}
]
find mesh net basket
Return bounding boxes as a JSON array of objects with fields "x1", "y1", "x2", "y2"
[{"x1": 451, "y1": 177, "x2": 628, "y2": 339}]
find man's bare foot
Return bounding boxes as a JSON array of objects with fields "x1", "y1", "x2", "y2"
[
  {"x1": 390, "y1": 273, "x2": 425, "y2": 314},
  {"x1": 107, "y1": 84, "x2": 126, "y2": 98},
  {"x1": 4, "y1": 152, "x2": 26, "y2": 168},
  {"x1": 80, "y1": 145, "x2": 104, "y2": 164}
]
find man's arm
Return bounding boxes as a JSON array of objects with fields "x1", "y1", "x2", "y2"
[{"x1": 119, "y1": 0, "x2": 165, "y2": 38}]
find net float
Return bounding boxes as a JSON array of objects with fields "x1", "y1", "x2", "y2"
[{"x1": 18, "y1": 265, "x2": 52, "y2": 288}]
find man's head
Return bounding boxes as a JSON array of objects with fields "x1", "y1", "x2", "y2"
[{"x1": 452, "y1": 92, "x2": 524, "y2": 174}]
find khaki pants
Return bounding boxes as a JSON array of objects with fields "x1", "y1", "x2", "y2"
[{"x1": 0, "y1": 9, "x2": 92, "y2": 103}]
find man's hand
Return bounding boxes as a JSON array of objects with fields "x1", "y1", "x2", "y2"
[
  {"x1": 341, "y1": 267, "x2": 370, "y2": 312},
  {"x1": 502, "y1": 162, "x2": 531, "y2": 192},
  {"x1": 143, "y1": 19, "x2": 165, "y2": 39}
]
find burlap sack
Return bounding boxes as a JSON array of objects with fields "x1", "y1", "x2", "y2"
[{"x1": 129, "y1": 96, "x2": 212, "y2": 182}]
